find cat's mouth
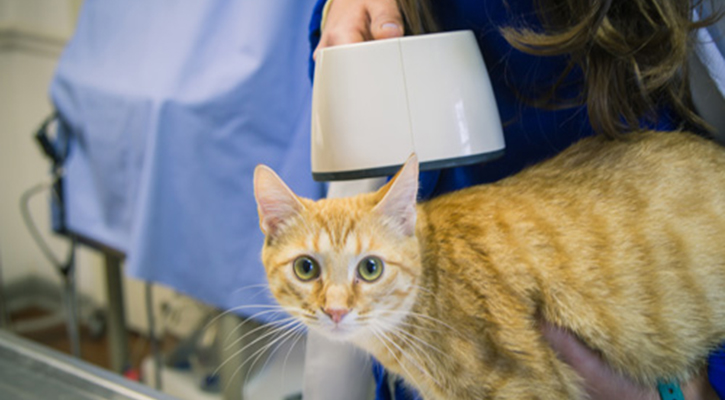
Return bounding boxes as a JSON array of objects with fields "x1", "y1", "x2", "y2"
[
  {"x1": 328, "y1": 324, "x2": 351, "y2": 334},
  {"x1": 308, "y1": 323, "x2": 357, "y2": 341},
  {"x1": 312, "y1": 311, "x2": 363, "y2": 340}
]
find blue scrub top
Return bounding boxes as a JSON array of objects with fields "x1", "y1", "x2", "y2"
[{"x1": 309, "y1": 0, "x2": 725, "y2": 398}]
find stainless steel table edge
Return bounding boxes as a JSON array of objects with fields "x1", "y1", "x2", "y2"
[{"x1": 0, "y1": 329, "x2": 180, "y2": 400}]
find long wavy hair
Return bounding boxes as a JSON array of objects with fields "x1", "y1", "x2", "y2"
[{"x1": 397, "y1": 0, "x2": 721, "y2": 139}]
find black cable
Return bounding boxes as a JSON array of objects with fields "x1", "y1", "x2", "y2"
[
  {"x1": 19, "y1": 182, "x2": 73, "y2": 275},
  {"x1": 34, "y1": 112, "x2": 62, "y2": 165},
  {"x1": 20, "y1": 112, "x2": 81, "y2": 357},
  {"x1": 19, "y1": 180, "x2": 82, "y2": 357}
]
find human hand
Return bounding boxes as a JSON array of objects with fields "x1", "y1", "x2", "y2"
[
  {"x1": 313, "y1": 0, "x2": 404, "y2": 60},
  {"x1": 541, "y1": 322, "x2": 719, "y2": 400}
]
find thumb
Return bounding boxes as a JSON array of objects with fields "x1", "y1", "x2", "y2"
[{"x1": 369, "y1": 3, "x2": 404, "y2": 40}]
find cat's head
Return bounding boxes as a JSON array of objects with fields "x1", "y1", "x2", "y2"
[{"x1": 253, "y1": 156, "x2": 422, "y2": 342}]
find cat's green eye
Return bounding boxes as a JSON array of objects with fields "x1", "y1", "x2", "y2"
[
  {"x1": 357, "y1": 256, "x2": 384, "y2": 282},
  {"x1": 293, "y1": 256, "x2": 320, "y2": 281}
]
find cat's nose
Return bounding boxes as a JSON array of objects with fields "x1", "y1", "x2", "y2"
[{"x1": 323, "y1": 307, "x2": 350, "y2": 324}]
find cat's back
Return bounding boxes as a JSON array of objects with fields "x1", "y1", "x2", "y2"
[
  {"x1": 514, "y1": 130, "x2": 725, "y2": 193},
  {"x1": 502, "y1": 131, "x2": 725, "y2": 238},
  {"x1": 425, "y1": 131, "x2": 725, "y2": 220}
]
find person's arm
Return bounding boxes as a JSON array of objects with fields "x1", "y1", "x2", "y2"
[
  {"x1": 541, "y1": 322, "x2": 720, "y2": 400},
  {"x1": 313, "y1": 0, "x2": 404, "y2": 59}
]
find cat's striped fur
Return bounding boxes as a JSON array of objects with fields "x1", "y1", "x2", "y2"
[{"x1": 254, "y1": 131, "x2": 725, "y2": 399}]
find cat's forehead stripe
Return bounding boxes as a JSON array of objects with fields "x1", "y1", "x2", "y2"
[
  {"x1": 367, "y1": 235, "x2": 378, "y2": 252},
  {"x1": 340, "y1": 219, "x2": 356, "y2": 247},
  {"x1": 355, "y1": 234, "x2": 362, "y2": 254},
  {"x1": 344, "y1": 232, "x2": 362, "y2": 255},
  {"x1": 310, "y1": 210, "x2": 361, "y2": 249},
  {"x1": 311, "y1": 234, "x2": 319, "y2": 253}
]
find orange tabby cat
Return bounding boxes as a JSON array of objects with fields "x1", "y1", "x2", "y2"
[{"x1": 253, "y1": 131, "x2": 725, "y2": 399}]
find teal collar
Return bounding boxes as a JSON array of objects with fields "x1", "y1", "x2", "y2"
[{"x1": 657, "y1": 380, "x2": 685, "y2": 400}]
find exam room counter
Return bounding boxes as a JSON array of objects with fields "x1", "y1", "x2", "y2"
[{"x1": 0, "y1": 329, "x2": 178, "y2": 400}]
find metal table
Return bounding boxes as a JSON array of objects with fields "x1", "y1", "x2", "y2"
[{"x1": 0, "y1": 329, "x2": 178, "y2": 400}]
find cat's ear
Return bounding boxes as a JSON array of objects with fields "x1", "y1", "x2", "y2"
[
  {"x1": 373, "y1": 154, "x2": 419, "y2": 236},
  {"x1": 254, "y1": 165, "x2": 305, "y2": 237}
]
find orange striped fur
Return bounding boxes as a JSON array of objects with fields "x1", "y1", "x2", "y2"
[{"x1": 254, "y1": 131, "x2": 725, "y2": 399}]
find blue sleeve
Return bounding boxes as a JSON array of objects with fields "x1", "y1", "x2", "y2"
[
  {"x1": 372, "y1": 360, "x2": 393, "y2": 399},
  {"x1": 308, "y1": 0, "x2": 327, "y2": 80},
  {"x1": 709, "y1": 344, "x2": 725, "y2": 398},
  {"x1": 373, "y1": 358, "x2": 423, "y2": 400}
]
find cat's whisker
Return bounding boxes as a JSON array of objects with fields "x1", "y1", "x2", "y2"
[
  {"x1": 377, "y1": 315, "x2": 443, "y2": 334},
  {"x1": 214, "y1": 318, "x2": 302, "y2": 377},
  {"x1": 386, "y1": 332, "x2": 443, "y2": 392},
  {"x1": 382, "y1": 319, "x2": 451, "y2": 362},
  {"x1": 225, "y1": 316, "x2": 304, "y2": 349},
  {"x1": 294, "y1": 311, "x2": 318, "y2": 326},
  {"x1": 281, "y1": 328, "x2": 306, "y2": 384},
  {"x1": 229, "y1": 321, "x2": 305, "y2": 391},
  {"x1": 231, "y1": 283, "x2": 273, "y2": 295},
  {"x1": 245, "y1": 287, "x2": 275, "y2": 302},
  {"x1": 222, "y1": 309, "x2": 294, "y2": 345},
  {"x1": 221, "y1": 322, "x2": 295, "y2": 370},
  {"x1": 243, "y1": 322, "x2": 305, "y2": 389},
  {"x1": 383, "y1": 326, "x2": 442, "y2": 386},
  {"x1": 376, "y1": 309, "x2": 463, "y2": 337},
  {"x1": 221, "y1": 328, "x2": 288, "y2": 393},
  {"x1": 201, "y1": 304, "x2": 288, "y2": 335},
  {"x1": 375, "y1": 318, "x2": 446, "y2": 382},
  {"x1": 240, "y1": 336, "x2": 281, "y2": 390},
  {"x1": 369, "y1": 325, "x2": 424, "y2": 390},
  {"x1": 374, "y1": 317, "x2": 450, "y2": 393},
  {"x1": 225, "y1": 315, "x2": 298, "y2": 350},
  {"x1": 370, "y1": 324, "x2": 439, "y2": 395},
  {"x1": 218, "y1": 321, "x2": 306, "y2": 394}
]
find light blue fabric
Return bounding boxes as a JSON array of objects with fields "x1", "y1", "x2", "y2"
[{"x1": 51, "y1": 0, "x2": 323, "y2": 318}]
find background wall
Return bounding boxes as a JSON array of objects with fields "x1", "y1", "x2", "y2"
[
  {"x1": 0, "y1": 0, "x2": 205, "y2": 337},
  {"x1": 0, "y1": 0, "x2": 89, "y2": 293}
]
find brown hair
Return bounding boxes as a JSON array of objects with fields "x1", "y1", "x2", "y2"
[
  {"x1": 397, "y1": 0, "x2": 438, "y2": 36},
  {"x1": 397, "y1": 0, "x2": 722, "y2": 139}
]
